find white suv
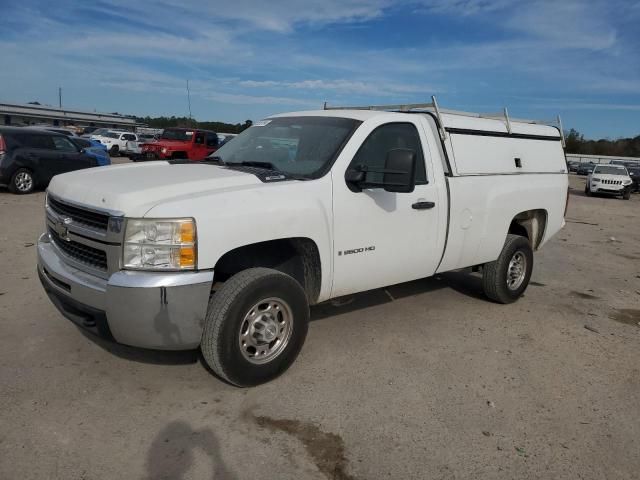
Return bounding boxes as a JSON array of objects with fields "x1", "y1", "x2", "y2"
[
  {"x1": 94, "y1": 131, "x2": 138, "y2": 156},
  {"x1": 586, "y1": 164, "x2": 633, "y2": 200}
]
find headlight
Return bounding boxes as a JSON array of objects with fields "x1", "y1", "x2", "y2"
[
  {"x1": 592, "y1": 177, "x2": 601, "y2": 182},
  {"x1": 123, "y1": 218, "x2": 196, "y2": 270},
  {"x1": 623, "y1": 180, "x2": 632, "y2": 185},
  {"x1": 161, "y1": 147, "x2": 168, "y2": 154}
]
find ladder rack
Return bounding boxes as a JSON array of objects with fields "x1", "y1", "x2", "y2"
[{"x1": 323, "y1": 95, "x2": 566, "y2": 146}]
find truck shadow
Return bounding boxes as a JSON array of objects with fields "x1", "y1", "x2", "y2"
[
  {"x1": 79, "y1": 272, "x2": 485, "y2": 363},
  {"x1": 145, "y1": 420, "x2": 238, "y2": 480},
  {"x1": 311, "y1": 271, "x2": 485, "y2": 321}
]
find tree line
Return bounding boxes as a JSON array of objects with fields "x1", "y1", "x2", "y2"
[
  {"x1": 565, "y1": 129, "x2": 640, "y2": 157},
  {"x1": 135, "y1": 116, "x2": 253, "y2": 134}
]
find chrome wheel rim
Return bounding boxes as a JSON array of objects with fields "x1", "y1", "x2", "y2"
[
  {"x1": 238, "y1": 297, "x2": 293, "y2": 364},
  {"x1": 15, "y1": 172, "x2": 33, "y2": 192},
  {"x1": 507, "y1": 251, "x2": 527, "y2": 290}
]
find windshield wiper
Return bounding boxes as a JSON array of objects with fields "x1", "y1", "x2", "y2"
[
  {"x1": 224, "y1": 160, "x2": 308, "y2": 181},
  {"x1": 225, "y1": 161, "x2": 278, "y2": 170}
]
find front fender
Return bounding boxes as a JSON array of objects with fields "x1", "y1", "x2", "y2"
[{"x1": 143, "y1": 175, "x2": 334, "y2": 301}]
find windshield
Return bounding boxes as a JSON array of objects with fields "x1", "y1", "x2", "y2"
[
  {"x1": 212, "y1": 116, "x2": 359, "y2": 178},
  {"x1": 593, "y1": 165, "x2": 628, "y2": 175},
  {"x1": 161, "y1": 129, "x2": 194, "y2": 141}
]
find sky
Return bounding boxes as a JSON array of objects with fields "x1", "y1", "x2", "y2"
[{"x1": 0, "y1": 0, "x2": 639, "y2": 139}]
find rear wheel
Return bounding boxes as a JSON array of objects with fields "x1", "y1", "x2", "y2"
[
  {"x1": 482, "y1": 234, "x2": 533, "y2": 304},
  {"x1": 201, "y1": 268, "x2": 309, "y2": 387},
  {"x1": 9, "y1": 168, "x2": 35, "y2": 194}
]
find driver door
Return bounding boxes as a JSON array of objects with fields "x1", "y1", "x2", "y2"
[{"x1": 331, "y1": 120, "x2": 443, "y2": 298}]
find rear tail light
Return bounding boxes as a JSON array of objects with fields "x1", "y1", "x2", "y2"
[{"x1": 0, "y1": 134, "x2": 6, "y2": 155}]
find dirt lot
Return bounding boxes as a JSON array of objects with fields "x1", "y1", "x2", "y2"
[{"x1": 0, "y1": 169, "x2": 639, "y2": 480}]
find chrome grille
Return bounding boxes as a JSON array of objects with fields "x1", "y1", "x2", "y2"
[
  {"x1": 48, "y1": 227, "x2": 108, "y2": 271},
  {"x1": 48, "y1": 196, "x2": 110, "y2": 231},
  {"x1": 601, "y1": 179, "x2": 622, "y2": 185}
]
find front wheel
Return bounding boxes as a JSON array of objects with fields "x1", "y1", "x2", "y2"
[
  {"x1": 9, "y1": 168, "x2": 35, "y2": 194},
  {"x1": 200, "y1": 268, "x2": 309, "y2": 387},
  {"x1": 482, "y1": 234, "x2": 533, "y2": 304},
  {"x1": 109, "y1": 145, "x2": 119, "y2": 156},
  {"x1": 623, "y1": 189, "x2": 631, "y2": 200},
  {"x1": 585, "y1": 184, "x2": 591, "y2": 196}
]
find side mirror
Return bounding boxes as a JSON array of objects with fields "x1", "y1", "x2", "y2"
[
  {"x1": 383, "y1": 148, "x2": 417, "y2": 193},
  {"x1": 345, "y1": 168, "x2": 365, "y2": 184}
]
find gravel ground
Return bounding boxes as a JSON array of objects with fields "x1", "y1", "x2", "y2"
[{"x1": 0, "y1": 168, "x2": 639, "y2": 480}]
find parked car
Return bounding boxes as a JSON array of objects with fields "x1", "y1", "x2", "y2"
[
  {"x1": 121, "y1": 133, "x2": 157, "y2": 159},
  {"x1": 626, "y1": 166, "x2": 640, "y2": 192},
  {"x1": 94, "y1": 131, "x2": 138, "y2": 156},
  {"x1": 567, "y1": 161, "x2": 579, "y2": 173},
  {"x1": 82, "y1": 126, "x2": 100, "y2": 135},
  {"x1": 576, "y1": 162, "x2": 596, "y2": 175},
  {"x1": 37, "y1": 102, "x2": 568, "y2": 386},
  {"x1": 86, "y1": 128, "x2": 113, "y2": 140},
  {"x1": 0, "y1": 127, "x2": 100, "y2": 194},
  {"x1": 140, "y1": 128, "x2": 219, "y2": 160},
  {"x1": 69, "y1": 137, "x2": 111, "y2": 166},
  {"x1": 585, "y1": 164, "x2": 633, "y2": 199}
]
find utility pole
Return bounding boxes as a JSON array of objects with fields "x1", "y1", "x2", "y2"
[
  {"x1": 58, "y1": 87, "x2": 62, "y2": 108},
  {"x1": 186, "y1": 80, "x2": 193, "y2": 125}
]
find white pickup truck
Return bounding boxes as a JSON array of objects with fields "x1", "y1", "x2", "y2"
[
  {"x1": 37, "y1": 99, "x2": 568, "y2": 386},
  {"x1": 93, "y1": 131, "x2": 138, "y2": 156}
]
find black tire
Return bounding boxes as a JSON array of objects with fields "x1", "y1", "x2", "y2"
[
  {"x1": 201, "y1": 268, "x2": 309, "y2": 387},
  {"x1": 623, "y1": 189, "x2": 631, "y2": 200},
  {"x1": 9, "y1": 168, "x2": 35, "y2": 194},
  {"x1": 482, "y1": 234, "x2": 533, "y2": 304},
  {"x1": 109, "y1": 145, "x2": 119, "y2": 156},
  {"x1": 585, "y1": 184, "x2": 591, "y2": 196}
]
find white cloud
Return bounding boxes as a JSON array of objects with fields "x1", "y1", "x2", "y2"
[{"x1": 238, "y1": 78, "x2": 439, "y2": 96}]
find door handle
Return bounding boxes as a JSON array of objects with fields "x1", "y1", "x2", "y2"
[{"x1": 412, "y1": 201, "x2": 435, "y2": 210}]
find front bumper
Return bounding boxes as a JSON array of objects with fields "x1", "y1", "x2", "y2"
[
  {"x1": 37, "y1": 233, "x2": 214, "y2": 350},
  {"x1": 590, "y1": 183, "x2": 628, "y2": 195}
]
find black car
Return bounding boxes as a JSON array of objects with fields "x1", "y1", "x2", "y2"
[
  {"x1": 0, "y1": 127, "x2": 99, "y2": 194},
  {"x1": 628, "y1": 167, "x2": 640, "y2": 193},
  {"x1": 576, "y1": 162, "x2": 595, "y2": 175}
]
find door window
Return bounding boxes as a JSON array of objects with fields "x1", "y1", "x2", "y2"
[
  {"x1": 123, "y1": 134, "x2": 136, "y2": 141},
  {"x1": 52, "y1": 136, "x2": 78, "y2": 152},
  {"x1": 206, "y1": 133, "x2": 218, "y2": 147},
  {"x1": 195, "y1": 132, "x2": 205, "y2": 145},
  {"x1": 16, "y1": 134, "x2": 55, "y2": 150},
  {"x1": 348, "y1": 123, "x2": 427, "y2": 185}
]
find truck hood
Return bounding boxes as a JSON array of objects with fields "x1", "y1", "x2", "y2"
[{"x1": 48, "y1": 162, "x2": 263, "y2": 217}]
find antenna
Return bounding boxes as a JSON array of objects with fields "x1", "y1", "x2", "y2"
[
  {"x1": 186, "y1": 80, "x2": 193, "y2": 124},
  {"x1": 58, "y1": 87, "x2": 62, "y2": 109}
]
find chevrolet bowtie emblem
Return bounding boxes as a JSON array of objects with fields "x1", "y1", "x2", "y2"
[{"x1": 55, "y1": 216, "x2": 72, "y2": 242}]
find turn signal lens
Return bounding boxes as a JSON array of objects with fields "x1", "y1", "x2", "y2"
[
  {"x1": 180, "y1": 222, "x2": 195, "y2": 243},
  {"x1": 180, "y1": 246, "x2": 196, "y2": 268}
]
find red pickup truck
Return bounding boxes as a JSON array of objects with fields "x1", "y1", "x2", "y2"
[{"x1": 141, "y1": 128, "x2": 219, "y2": 161}]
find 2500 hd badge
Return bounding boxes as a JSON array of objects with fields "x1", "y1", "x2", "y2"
[{"x1": 338, "y1": 246, "x2": 376, "y2": 256}]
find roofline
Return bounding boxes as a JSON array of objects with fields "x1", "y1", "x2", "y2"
[{"x1": 0, "y1": 102, "x2": 135, "y2": 120}]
